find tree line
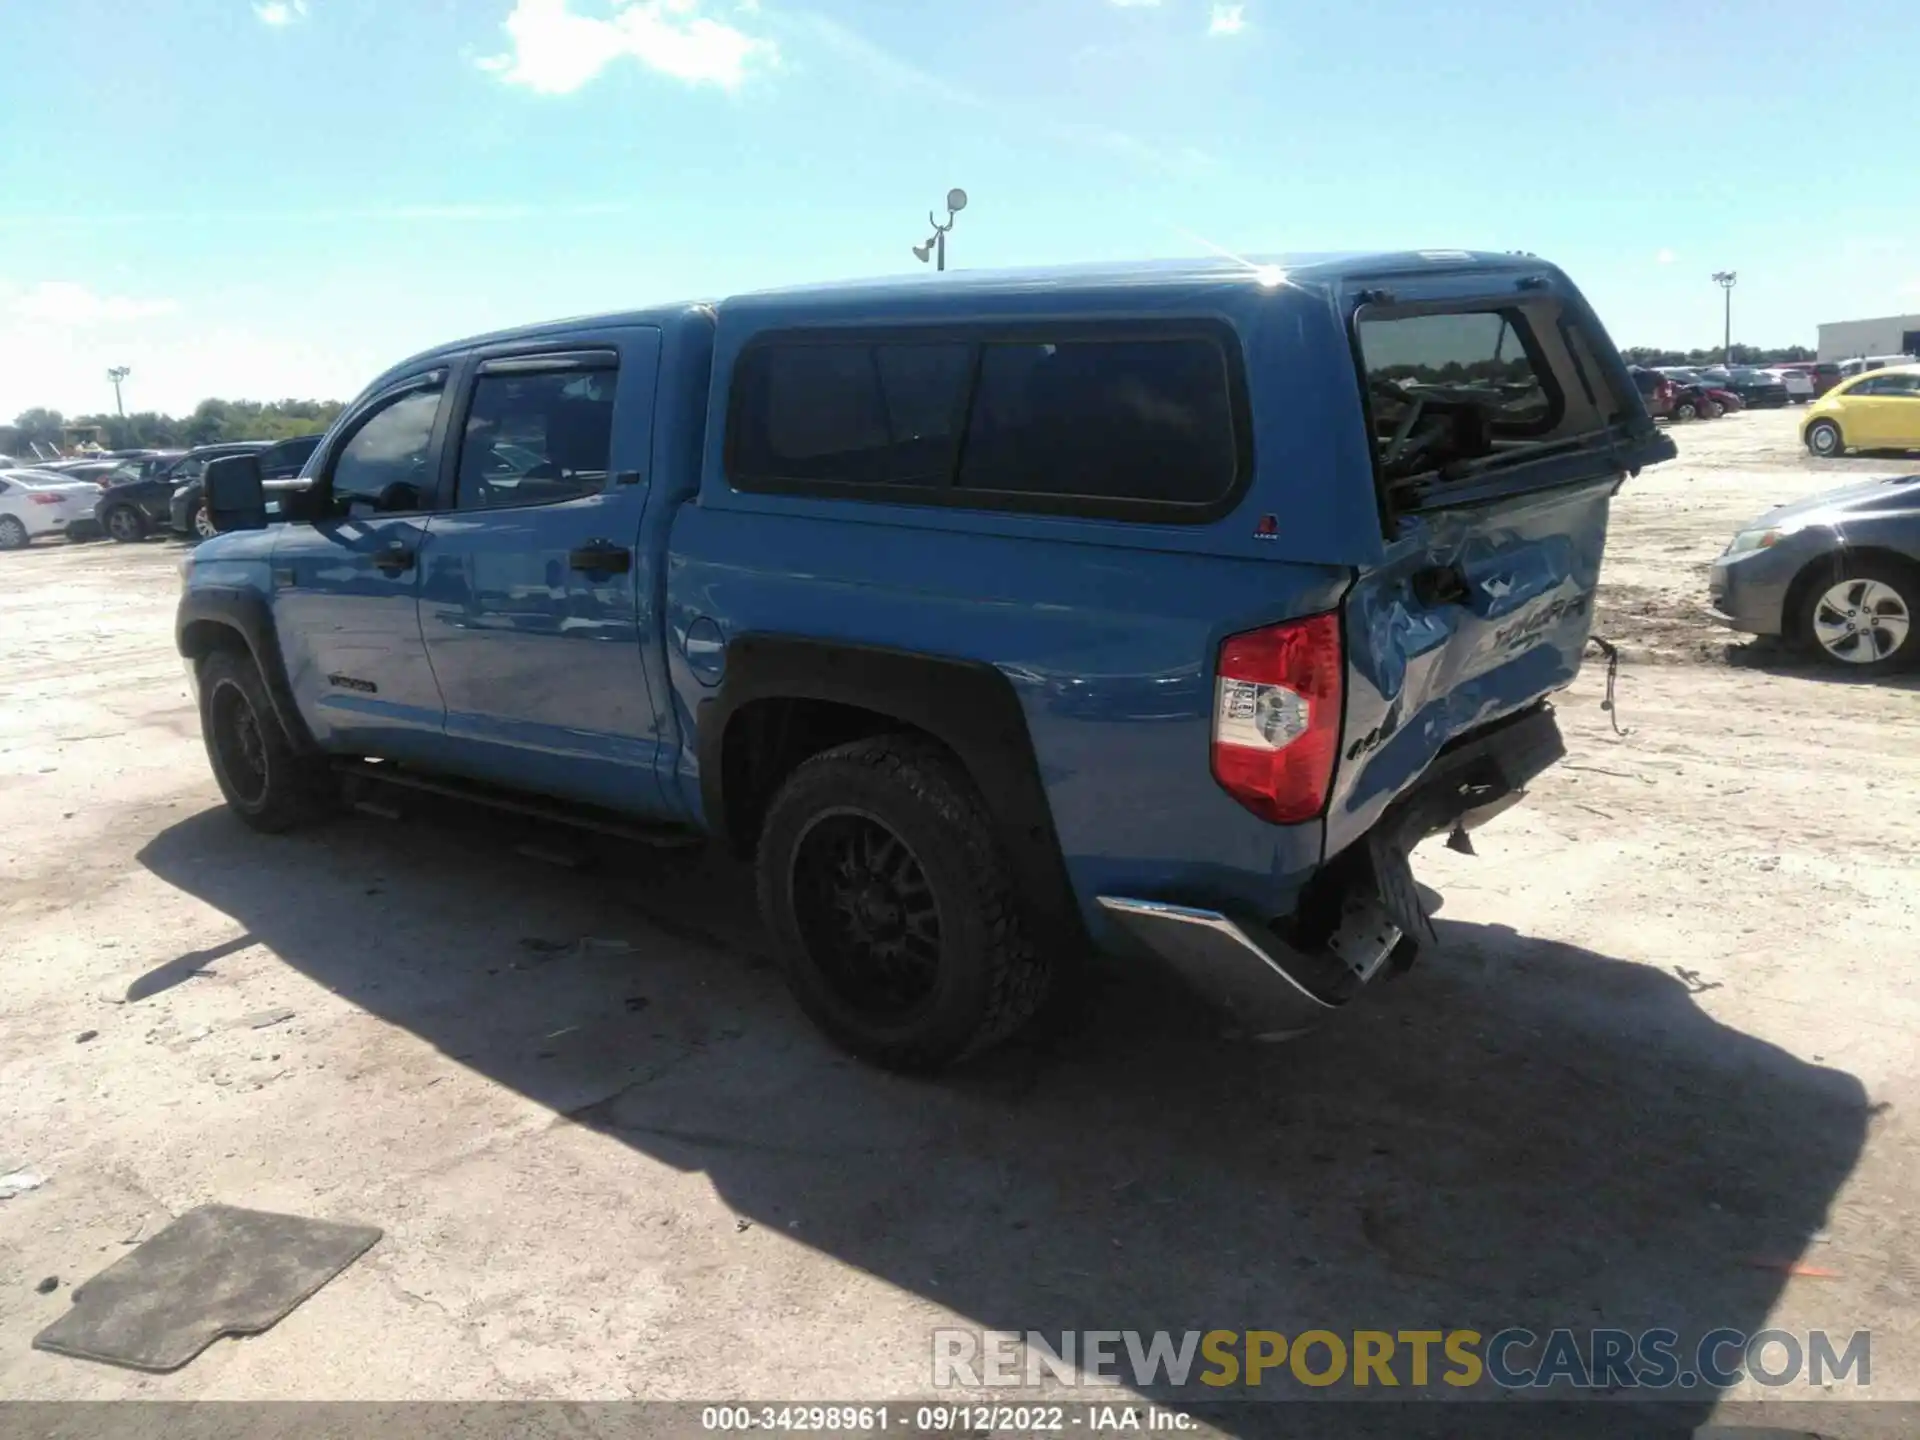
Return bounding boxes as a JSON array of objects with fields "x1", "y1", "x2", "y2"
[
  {"x1": 1617, "y1": 344, "x2": 1815, "y2": 368},
  {"x1": 2, "y1": 398, "x2": 345, "y2": 456}
]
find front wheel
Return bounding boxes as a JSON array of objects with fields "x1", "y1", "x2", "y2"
[
  {"x1": 756, "y1": 736, "x2": 1051, "y2": 1072},
  {"x1": 198, "y1": 649, "x2": 336, "y2": 831},
  {"x1": 105, "y1": 505, "x2": 146, "y2": 543},
  {"x1": 1806, "y1": 419, "x2": 1844, "y2": 457},
  {"x1": 0, "y1": 515, "x2": 28, "y2": 551},
  {"x1": 1799, "y1": 561, "x2": 1917, "y2": 674},
  {"x1": 1674, "y1": 400, "x2": 1698, "y2": 421},
  {"x1": 192, "y1": 503, "x2": 218, "y2": 540}
]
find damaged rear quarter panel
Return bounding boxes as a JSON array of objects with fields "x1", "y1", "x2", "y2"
[{"x1": 1325, "y1": 474, "x2": 1615, "y2": 858}]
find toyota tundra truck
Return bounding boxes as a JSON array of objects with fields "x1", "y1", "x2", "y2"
[{"x1": 177, "y1": 252, "x2": 1673, "y2": 1070}]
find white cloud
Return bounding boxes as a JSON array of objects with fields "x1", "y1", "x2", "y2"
[
  {"x1": 8, "y1": 282, "x2": 179, "y2": 326},
  {"x1": 478, "y1": 0, "x2": 775, "y2": 94},
  {"x1": 1207, "y1": 3, "x2": 1246, "y2": 35},
  {"x1": 1656, "y1": 248, "x2": 1676, "y2": 265},
  {"x1": 253, "y1": 0, "x2": 308, "y2": 25}
]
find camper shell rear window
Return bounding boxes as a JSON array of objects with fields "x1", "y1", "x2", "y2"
[{"x1": 1355, "y1": 298, "x2": 1627, "y2": 517}]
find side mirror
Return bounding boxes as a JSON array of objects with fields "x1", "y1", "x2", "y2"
[{"x1": 204, "y1": 453, "x2": 266, "y2": 532}]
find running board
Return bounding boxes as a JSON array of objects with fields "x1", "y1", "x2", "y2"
[{"x1": 333, "y1": 759, "x2": 703, "y2": 849}]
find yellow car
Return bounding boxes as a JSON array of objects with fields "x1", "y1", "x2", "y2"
[{"x1": 1803, "y1": 363, "x2": 1920, "y2": 457}]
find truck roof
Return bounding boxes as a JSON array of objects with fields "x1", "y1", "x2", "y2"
[{"x1": 372, "y1": 250, "x2": 1556, "y2": 395}]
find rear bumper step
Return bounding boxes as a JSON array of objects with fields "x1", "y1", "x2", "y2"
[
  {"x1": 1102, "y1": 703, "x2": 1567, "y2": 1037},
  {"x1": 1097, "y1": 896, "x2": 1395, "y2": 1039}
]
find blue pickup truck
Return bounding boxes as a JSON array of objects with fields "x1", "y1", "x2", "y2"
[{"x1": 178, "y1": 253, "x2": 1672, "y2": 1070}]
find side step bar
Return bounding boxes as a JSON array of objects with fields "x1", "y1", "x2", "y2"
[
  {"x1": 333, "y1": 759, "x2": 703, "y2": 849},
  {"x1": 1097, "y1": 896, "x2": 1397, "y2": 1039}
]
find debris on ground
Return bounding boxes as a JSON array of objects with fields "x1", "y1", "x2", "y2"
[
  {"x1": 735, "y1": 1218, "x2": 752, "y2": 1233},
  {"x1": 1, "y1": 1167, "x2": 49, "y2": 1200},
  {"x1": 75, "y1": 1029, "x2": 98, "y2": 1043},
  {"x1": 1746, "y1": 1259, "x2": 1840, "y2": 1277},
  {"x1": 244, "y1": 1008, "x2": 296, "y2": 1030},
  {"x1": 32, "y1": 1204, "x2": 382, "y2": 1373},
  {"x1": 36, "y1": 1276, "x2": 59, "y2": 1294}
]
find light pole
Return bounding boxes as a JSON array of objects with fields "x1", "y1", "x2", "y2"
[
  {"x1": 107, "y1": 366, "x2": 130, "y2": 417},
  {"x1": 912, "y1": 188, "x2": 968, "y2": 272},
  {"x1": 1711, "y1": 272, "x2": 1737, "y2": 364}
]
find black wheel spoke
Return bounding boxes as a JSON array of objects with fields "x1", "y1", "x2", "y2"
[{"x1": 790, "y1": 810, "x2": 943, "y2": 1024}]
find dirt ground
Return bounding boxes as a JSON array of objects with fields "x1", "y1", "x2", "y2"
[{"x1": 1, "y1": 405, "x2": 1915, "y2": 1427}]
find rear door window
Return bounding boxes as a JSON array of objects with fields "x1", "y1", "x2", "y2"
[{"x1": 728, "y1": 328, "x2": 1245, "y2": 519}]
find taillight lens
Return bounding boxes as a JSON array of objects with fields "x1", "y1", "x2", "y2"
[
  {"x1": 30, "y1": 493, "x2": 64, "y2": 506},
  {"x1": 1211, "y1": 612, "x2": 1343, "y2": 824}
]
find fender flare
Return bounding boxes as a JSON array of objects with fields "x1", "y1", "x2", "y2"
[
  {"x1": 175, "y1": 586, "x2": 319, "y2": 753},
  {"x1": 697, "y1": 635, "x2": 1084, "y2": 947}
]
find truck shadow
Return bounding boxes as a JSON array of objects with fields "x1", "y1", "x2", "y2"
[{"x1": 138, "y1": 801, "x2": 1869, "y2": 1427}]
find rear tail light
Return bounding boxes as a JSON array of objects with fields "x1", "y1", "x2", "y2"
[
  {"x1": 30, "y1": 493, "x2": 64, "y2": 506},
  {"x1": 1211, "y1": 612, "x2": 1343, "y2": 823}
]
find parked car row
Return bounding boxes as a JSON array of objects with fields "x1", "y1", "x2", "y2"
[
  {"x1": 1629, "y1": 367, "x2": 1743, "y2": 421},
  {"x1": 1656, "y1": 365, "x2": 1796, "y2": 407},
  {"x1": 0, "y1": 436, "x2": 324, "y2": 550},
  {"x1": 91, "y1": 435, "x2": 322, "y2": 542}
]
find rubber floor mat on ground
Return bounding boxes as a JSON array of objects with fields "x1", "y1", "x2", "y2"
[{"x1": 33, "y1": 1203, "x2": 382, "y2": 1372}]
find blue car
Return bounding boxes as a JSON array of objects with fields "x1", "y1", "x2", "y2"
[{"x1": 176, "y1": 253, "x2": 1671, "y2": 1070}]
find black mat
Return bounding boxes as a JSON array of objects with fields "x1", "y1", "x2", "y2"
[{"x1": 33, "y1": 1203, "x2": 382, "y2": 1372}]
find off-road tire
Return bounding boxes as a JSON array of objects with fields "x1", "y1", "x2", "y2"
[
  {"x1": 106, "y1": 505, "x2": 147, "y2": 543},
  {"x1": 0, "y1": 515, "x2": 28, "y2": 551},
  {"x1": 1806, "y1": 419, "x2": 1844, "y2": 457},
  {"x1": 756, "y1": 735, "x2": 1051, "y2": 1072},
  {"x1": 198, "y1": 649, "x2": 335, "y2": 832}
]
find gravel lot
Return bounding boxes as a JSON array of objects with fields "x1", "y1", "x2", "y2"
[{"x1": 2, "y1": 406, "x2": 1915, "y2": 1425}]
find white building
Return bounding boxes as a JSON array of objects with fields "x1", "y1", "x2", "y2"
[{"x1": 1817, "y1": 313, "x2": 1920, "y2": 363}]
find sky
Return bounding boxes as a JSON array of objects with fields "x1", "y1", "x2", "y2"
[{"x1": 2, "y1": 0, "x2": 1918, "y2": 417}]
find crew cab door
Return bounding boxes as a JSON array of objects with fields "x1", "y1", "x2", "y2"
[
  {"x1": 270, "y1": 370, "x2": 451, "y2": 757},
  {"x1": 415, "y1": 328, "x2": 668, "y2": 814},
  {"x1": 1322, "y1": 277, "x2": 1673, "y2": 856}
]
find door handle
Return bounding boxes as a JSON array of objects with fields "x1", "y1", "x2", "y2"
[
  {"x1": 569, "y1": 542, "x2": 632, "y2": 575},
  {"x1": 373, "y1": 542, "x2": 416, "y2": 575}
]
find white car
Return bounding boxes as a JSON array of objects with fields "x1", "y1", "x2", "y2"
[
  {"x1": 0, "y1": 469, "x2": 105, "y2": 550},
  {"x1": 1764, "y1": 368, "x2": 1814, "y2": 402}
]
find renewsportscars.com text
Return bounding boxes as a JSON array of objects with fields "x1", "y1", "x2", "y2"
[{"x1": 931, "y1": 1327, "x2": 1870, "y2": 1392}]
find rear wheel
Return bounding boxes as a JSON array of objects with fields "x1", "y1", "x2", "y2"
[
  {"x1": 1798, "y1": 560, "x2": 1916, "y2": 674},
  {"x1": 756, "y1": 735, "x2": 1050, "y2": 1071},
  {"x1": 198, "y1": 649, "x2": 336, "y2": 831},
  {"x1": 1704, "y1": 400, "x2": 1723, "y2": 419},
  {"x1": 106, "y1": 504, "x2": 146, "y2": 542},
  {"x1": 0, "y1": 515, "x2": 28, "y2": 551},
  {"x1": 1806, "y1": 419, "x2": 1844, "y2": 457},
  {"x1": 1674, "y1": 399, "x2": 1698, "y2": 421}
]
